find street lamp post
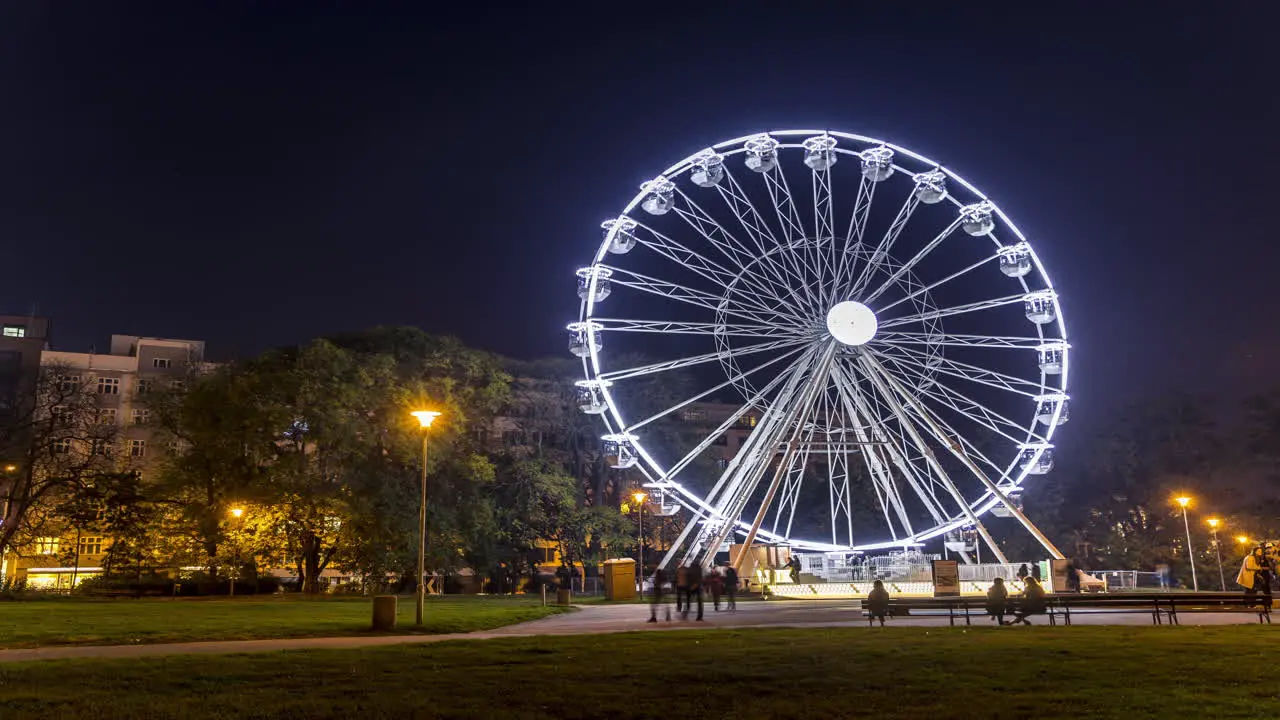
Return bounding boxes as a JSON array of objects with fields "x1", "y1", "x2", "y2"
[
  {"x1": 229, "y1": 507, "x2": 244, "y2": 597},
  {"x1": 1207, "y1": 518, "x2": 1226, "y2": 591},
  {"x1": 1175, "y1": 496, "x2": 1198, "y2": 591},
  {"x1": 632, "y1": 491, "x2": 647, "y2": 587},
  {"x1": 411, "y1": 410, "x2": 442, "y2": 628}
]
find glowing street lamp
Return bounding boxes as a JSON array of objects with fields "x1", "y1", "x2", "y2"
[
  {"x1": 1237, "y1": 535, "x2": 1251, "y2": 545},
  {"x1": 1206, "y1": 517, "x2": 1226, "y2": 591},
  {"x1": 229, "y1": 506, "x2": 245, "y2": 596},
  {"x1": 632, "y1": 491, "x2": 648, "y2": 585},
  {"x1": 411, "y1": 410, "x2": 442, "y2": 627},
  {"x1": 1174, "y1": 496, "x2": 1198, "y2": 591}
]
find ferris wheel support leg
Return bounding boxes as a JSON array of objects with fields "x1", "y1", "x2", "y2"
[
  {"x1": 853, "y1": 354, "x2": 1007, "y2": 564},
  {"x1": 730, "y1": 343, "x2": 839, "y2": 572},
  {"x1": 861, "y1": 355, "x2": 1066, "y2": 561}
]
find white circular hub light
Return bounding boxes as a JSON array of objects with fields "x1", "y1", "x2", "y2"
[{"x1": 826, "y1": 301, "x2": 878, "y2": 346}]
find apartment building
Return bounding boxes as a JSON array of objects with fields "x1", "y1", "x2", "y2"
[{"x1": 2, "y1": 334, "x2": 205, "y2": 590}]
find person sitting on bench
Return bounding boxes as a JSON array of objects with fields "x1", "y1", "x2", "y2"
[
  {"x1": 867, "y1": 579, "x2": 890, "y2": 626},
  {"x1": 1006, "y1": 576, "x2": 1046, "y2": 625},
  {"x1": 986, "y1": 577, "x2": 1009, "y2": 625}
]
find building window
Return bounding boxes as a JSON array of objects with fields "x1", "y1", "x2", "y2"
[
  {"x1": 712, "y1": 435, "x2": 728, "y2": 447},
  {"x1": 715, "y1": 458, "x2": 730, "y2": 470},
  {"x1": 152, "y1": 358, "x2": 171, "y2": 369},
  {"x1": 136, "y1": 379, "x2": 153, "y2": 395},
  {"x1": 78, "y1": 537, "x2": 104, "y2": 556},
  {"x1": 53, "y1": 438, "x2": 72, "y2": 454},
  {"x1": 97, "y1": 377, "x2": 120, "y2": 395},
  {"x1": 90, "y1": 439, "x2": 112, "y2": 457},
  {"x1": 33, "y1": 537, "x2": 60, "y2": 555},
  {"x1": 131, "y1": 408, "x2": 151, "y2": 425},
  {"x1": 98, "y1": 408, "x2": 117, "y2": 425},
  {"x1": 129, "y1": 439, "x2": 146, "y2": 458},
  {"x1": 680, "y1": 408, "x2": 708, "y2": 423},
  {"x1": 2, "y1": 325, "x2": 25, "y2": 338},
  {"x1": 57, "y1": 375, "x2": 81, "y2": 393},
  {"x1": 736, "y1": 415, "x2": 757, "y2": 428}
]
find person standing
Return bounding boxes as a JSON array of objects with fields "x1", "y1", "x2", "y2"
[
  {"x1": 1030, "y1": 562, "x2": 1042, "y2": 583},
  {"x1": 707, "y1": 566, "x2": 724, "y2": 612},
  {"x1": 724, "y1": 564, "x2": 739, "y2": 612},
  {"x1": 683, "y1": 563, "x2": 704, "y2": 621}
]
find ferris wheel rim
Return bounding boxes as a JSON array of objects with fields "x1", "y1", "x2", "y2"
[{"x1": 575, "y1": 128, "x2": 1070, "y2": 554}]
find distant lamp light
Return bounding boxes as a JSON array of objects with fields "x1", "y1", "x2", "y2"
[
  {"x1": 1207, "y1": 518, "x2": 1221, "y2": 529},
  {"x1": 632, "y1": 491, "x2": 648, "y2": 505},
  {"x1": 1236, "y1": 535, "x2": 1251, "y2": 544},
  {"x1": 3, "y1": 464, "x2": 15, "y2": 473},
  {"x1": 1175, "y1": 496, "x2": 1191, "y2": 508},
  {"x1": 411, "y1": 410, "x2": 442, "y2": 429},
  {"x1": 230, "y1": 507, "x2": 244, "y2": 519}
]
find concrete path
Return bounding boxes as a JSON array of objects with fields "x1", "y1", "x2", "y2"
[{"x1": 0, "y1": 599, "x2": 1266, "y2": 665}]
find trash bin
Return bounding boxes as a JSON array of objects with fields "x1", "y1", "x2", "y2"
[
  {"x1": 602, "y1": 558, "x2": 637, "y2": 601},
  {"x1": 372, "y1": 595, "x2": 398, "y2": 630}
]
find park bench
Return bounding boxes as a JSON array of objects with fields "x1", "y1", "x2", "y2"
[{"x1": 863, "y1": 592, "x2": 1271, "y2": 627}]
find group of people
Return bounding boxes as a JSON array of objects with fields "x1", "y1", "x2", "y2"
[
  {"x1": 1238, "y1": 543, "x2": 1276, "y2": 607},
  {"x1": 861, "y1": 564, "x2": 1051, "y2": 627},
  {"x1": 647, "y1": 563, "x2": 739, "y2": 622}
]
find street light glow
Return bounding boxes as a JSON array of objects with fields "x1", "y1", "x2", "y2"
[
  {"x1": 411, "y1": 410, "x2": 442, "y2": 428},
  {"x1": 1206, "y1": 517, "x2": 1220, "y2": 528},
  {"x1": 1236, "y1": 535, "x2": 1251, "y2": 544},
  {"x1": 632, "y1": 491, "x2": 648, "y2": 504},
  {"x1": 230, "y1": 507, "x2": 244, "y2": 518},
  {"x1": 1175, "y1": 496, "x2": 1191, "y2": 508}
]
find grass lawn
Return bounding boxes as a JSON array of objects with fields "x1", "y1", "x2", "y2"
[
  {"x1": 0, "y1": 595, "x2": 568, "y2": 648},
  {"x1": 0, "y1": 625, "x2": 1276, "y2": 719}
]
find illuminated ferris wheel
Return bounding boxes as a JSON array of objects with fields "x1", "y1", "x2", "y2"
[{"x1": 570, "y1": 129, "x2": 1069, "y2": 568}]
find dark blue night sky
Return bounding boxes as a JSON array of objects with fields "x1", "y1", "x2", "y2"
[{"x1": 1, "y1": 2, "x2": 1277, "y2": 433}]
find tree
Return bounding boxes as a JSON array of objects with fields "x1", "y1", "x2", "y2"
[{"x1": 0, "y1": 364, "x2": 119, "y2": 558}]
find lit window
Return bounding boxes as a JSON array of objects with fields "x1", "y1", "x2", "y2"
[
  {"x1": 736, "y1": 415, "x2": 757, "y2": 428},
  {"x1": 78, "y1": 537, "x2": 103, "y2": 555},
  {"x1": 33, "y1": 537, "x2": 60, "y2": 555},
  {"x1": 97, "y1": 377, "x2": 120, "y2": 395},
  {"x1": 91, "y1": 439, "x2": 112, "y2": 456},
  {"x1": 57, "y1": 375, "x2": 81, "y2": 393},
  {"x1": 98, "y1": 408, "x2": 117, "y2": 425},
  {"x1": 52, "y1": 438, "x2": 71, "y2": 454},
  {"x1": 136, "y1": 379, "x2": 153, "y2": 395},
  {"x1": 129, "y1": 439, "x2": 146, "y2": 458},
  {"x1": 3, "y1": 325, "x2": 26, "y2": 338},
  {"x1": 152, "y1": 358, "x2": 171, "y2": 369},
  {"x1": 131, "y1": 408, "x2": 151, "y2": 425}
]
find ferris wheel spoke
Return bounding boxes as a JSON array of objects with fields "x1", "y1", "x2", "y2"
[
  {"x1": 876, "y1": 292, "x2": 1028, "y2": 330},
  {"x1": 593, "y1": 318, "x2": 807, "y2": 338},
  {"x1": 847, "y1": 191, "x2": 922, "y2": 299},
  {"x1": 669, "y1": 190, "x2": 803, "y2": 310},
  {"x1": 872, "y1": 343, "x2": 1045, "y2": 398},
  {"x1": 831, "y1": 363, "x2": 941, "y2": 531},
  {"x1": 875, "y1": 252, "x2": 1003, "y2": 316},
  {"x1": 603, "y1": 266, "x2": 804, "y2": 328},
  {"x1": 876, "y1": 331, "x2": 1047, "y2": 350},
  {"x1": 657, "y1": 351, "x2": 813, "y2": 489},
  {"x1": 598, "y1": 336, "x2": 811, "y2": 383},
  {"x1": 852, "y1": 357, "x2": 1011, "y2": 562},
  {"x1": 716, "y1": 167, "x2": 812, "y2": 292},
  {"x1": 862, "y1": 217, "x2": 963, "y2": 305},
  {"x1": 831, "y1": 174, "x2": 876, "y2": 299},
  {"x1": 812, "y1": 162, "x2": 837, "y2": 305},
  {"x1": 630, "y1": 220, "x2": 803, "y2": 319},
  {"x1": 829, "y1": 373, "x2": 910, "y2": 539},
  {"x1": 625, "y1": 343, "x2": 813, "y2": 433}
]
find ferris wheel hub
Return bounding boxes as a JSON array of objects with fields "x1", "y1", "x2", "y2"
[{"x1": 826, "y1": 301, "x2": 878, "y2": 346}]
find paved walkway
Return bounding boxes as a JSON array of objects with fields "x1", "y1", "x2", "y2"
[{"x1": 0, "y1": 599, "x2": 1265, "y2": 664}]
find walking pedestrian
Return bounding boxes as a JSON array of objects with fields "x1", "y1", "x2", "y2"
[
  {"x1": 648, "y1": 567, "x2": 670, "y2": 623},
  {"x1": 707, "y1": 567, "x2": 724, "y2": 611},
  {"x1": 675, "y1": 564, "x2": 689, "y2": 614},
  {"x1": 724, "y1": 563, "x2": 739, "y2": 612}
]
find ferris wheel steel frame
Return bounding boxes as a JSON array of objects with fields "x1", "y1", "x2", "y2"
[{"x1": 571, "y1": 129, "x2": 1070, "y2": 570}]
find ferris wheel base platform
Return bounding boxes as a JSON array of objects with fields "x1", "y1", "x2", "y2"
[{"x1": 763, "y1": 579, "x2": 1033, "y2": 600}]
